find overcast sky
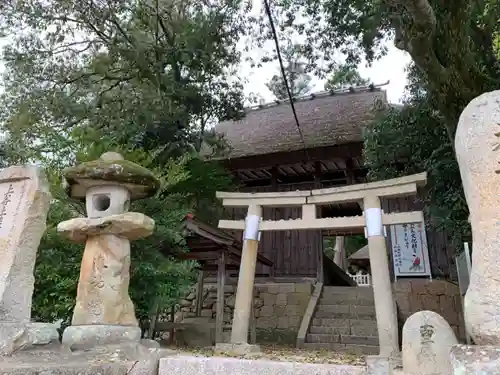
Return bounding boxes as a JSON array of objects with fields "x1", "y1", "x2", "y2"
[
  {"x1": 240, "y1": 45, "x2": 411, "y2": 105},
  {"x1": 239, "y1": 0, "x2": 412, "y2": 105}
]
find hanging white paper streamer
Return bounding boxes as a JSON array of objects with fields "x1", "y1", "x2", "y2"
[
  {"x1": 243, "y1": 214, "x2": 261, "y2": 240},
  {"x1": 365, "y1": 207, "x2": 383, "y2": 237}
]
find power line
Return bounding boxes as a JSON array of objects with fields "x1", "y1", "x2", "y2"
[{"x1": 262, "y1": 0, "x2": 309, "y2": 161}]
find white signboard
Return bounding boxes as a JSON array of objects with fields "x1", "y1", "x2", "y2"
[{"x1": 390, "y1": 222, "x2": 431, "y2": 278}]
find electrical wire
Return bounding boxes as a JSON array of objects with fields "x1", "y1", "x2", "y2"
[{"x1": 262, "y1": 0, "x2": 309, "y2": 161}]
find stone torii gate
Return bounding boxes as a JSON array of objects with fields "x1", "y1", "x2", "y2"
[{"x1": 215, "y1": 172, "x2": 427, "y2": 357}]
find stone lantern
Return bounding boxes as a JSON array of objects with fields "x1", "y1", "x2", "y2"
[{"x1": 57, "y1": 152, "x2": 160, "y2": 349}]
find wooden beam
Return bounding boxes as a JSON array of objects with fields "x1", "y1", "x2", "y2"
[
  {"x1": 345, "y1": 158, "x2": 356, "y2": 184},
  {"x1": 182, "y1": 251, "x2": 221, "y2": 261},
  {"x1": 238, "y1": 170, "x2": 350, "y2": 187},
  {"x1": 195, "y1": 269, "x2": 205, "y2": 317},
  {"x1": 201, "y1": 264, "x2": 240, "y2": 272},
  {"x1": 215, "y1": 250, "x2": 226, "y2": 343},
  {"x1": 271, "y1": 166, "x2": 278, "y2": 189},
  {"x1": 317, "y1": 240, "x2": 325, "y2": 283},
  {"x1": 225, "y1": 245, "x2": 274, "y2": 267},
  {"x1": 314, "y1": 161, "x2": 322, "y2": 188},
  {"x1": 313, "y1": 161, "x2": 323, "y2": 284},
  {"x1": 222, "y1": 143, "x2": 363, "y2": 171}
]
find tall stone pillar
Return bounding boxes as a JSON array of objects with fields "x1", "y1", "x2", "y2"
[
  {"x1": 218, "y1": 204, "x2": 261, "y2": 355},
  {"x1": 0, "y1": 166, "x2": 57, "y2": 355},
  {"x1": 363, "y1": 195, "x2": 399, "y2": 357},
  {"x1": 455, "y1": 90, "x2": 500, "y2": 345}
]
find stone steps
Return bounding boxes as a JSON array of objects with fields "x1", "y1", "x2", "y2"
[
  {"x1": 304, "y1": 286, "x2": 379, "y2": 356},
  {"x1": 310, "y1": 320, "x2": 378, "y2": 336},
  {"x1": 321, "y1": 286, "x2": 374, "y2": 296},
  {"x1": 314, "y1": 304, "x2": 376, "y2": 319},
  {"x1": 306, "y1": 333, "x2": 379, "y2": 346},
  {"x1": 319, "y1": 297, "x2": 374, "y2": 306},
  {"x1": 302, "y1": 342, "x2": 379, "y2": 355}
]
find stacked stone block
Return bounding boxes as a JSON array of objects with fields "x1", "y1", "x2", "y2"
[
  {"x1": 160, "y1": 282, "x2": 313, "y2": 344},
  {"x1": 393, "y1": 279, "x2": 465, "y2": 341}
]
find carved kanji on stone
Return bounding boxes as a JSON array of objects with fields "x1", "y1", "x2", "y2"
[{"x1": 455, "y1": 91, "x2": 500, "y2": 345}]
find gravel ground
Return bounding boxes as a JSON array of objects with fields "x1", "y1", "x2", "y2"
[{"x1": 163, "y1": 344, "x2": 366, "y2": 365}]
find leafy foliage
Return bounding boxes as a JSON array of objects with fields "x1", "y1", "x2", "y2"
[
  {"x1": 265, "y1": 42, "x2": 313, "y2": 100},
  {"x1": 364, "y1": 66, "x2": 470, "y2": 252},
  {"x1": 0, "y1": 0, "x2": 250, "y2": 159},
  {"x1": 0, "y1": 0, "x2": 243, "y2": 326},
  {"x1": 324, "y1": 64, "x2": 371, "y2": 91},
  {"x1": 344, "y1": 236, "x2": 367, "y2": 258},
  {"x1": 251, "y1": 0, "x2": 500, "y2": 141}
]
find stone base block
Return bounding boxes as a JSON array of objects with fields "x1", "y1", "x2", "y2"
[
  {"x1": 160, "y1": 355, "x2": 366, "y2": 375},
  {"x1": 62, "y1": 325, "x2": 141, "y2": 350},
  {"x1": 365, "y1": 354, "x2": 401, "y2": 375},
  {"x1": 450, "y1": 344, "x2": 500, "y2": 374},
  {"x1": 0, "y1": 321, "x2": 60, "y2": 355},
  {"x1": 0, "y1": 342, "x2": 167, "y2": 375},
  {"x1": 215, "y1": 342, "x2": 261, "y2": 356},
  {"x1": 366, "y1": 356, "x2": 390, "y2": 375}
]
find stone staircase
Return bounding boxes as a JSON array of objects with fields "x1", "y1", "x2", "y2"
[{"x1": 303, "y1": 286, "x2": 379, "y2": 355}]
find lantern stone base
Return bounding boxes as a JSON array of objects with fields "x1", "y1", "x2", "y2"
[
  {"x1": 62, "y1": 325, "x2": 141, "y2": 350},
  {"x1": 0, "y1": 340, "x2": 166, "y2": 375},
  {"x1": 57, "y1": 212, "x2": 154, "y2": 243}
]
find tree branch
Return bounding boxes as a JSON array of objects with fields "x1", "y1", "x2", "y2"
[{"x1": 391, "y1": 0, "x2": 448, "y2": 83}]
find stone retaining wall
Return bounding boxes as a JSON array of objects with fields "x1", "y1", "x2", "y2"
[
  {"x1": 168, "y1": 281, "x2": 313, "y2": 344},
  {"x1": 393, "y1": 279, "x2": 465, "y2": 341}
]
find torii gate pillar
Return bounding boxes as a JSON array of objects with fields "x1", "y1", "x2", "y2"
[
  {"x1": 364, "y1": 195, "x2": 399, "y2": 357},
  {"x1": 230, "y1": 204, "x2": 262, "y2": 346},
  {"x1": 216, "y1": 172, "x2": 427, "y2": 357}
]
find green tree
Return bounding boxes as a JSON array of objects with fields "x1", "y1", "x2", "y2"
[
  {"x1": 363, "y1": 64, "x2": 470, "y2": 252},
  {"x1": 253, "y1": 0, "x2": 500, "y2": 141},
  {"x1": 265, "y1": 43, "x2": 313, "y2": 100},
  {"x1": 0, "y1": 0, "x2": 250, "y2": 160},
  {"x1": 0, "y1": 0, "x2": 243, "y2": 326},
  {"x1": 324, "y1": 64, "x2": 370, "y2": 91}
]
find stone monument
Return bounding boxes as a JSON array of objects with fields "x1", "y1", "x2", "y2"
[
  {"x1": 455, "y1": 90, "x2": 500, "y2": 345},
  {"x1": 402, "y1": 310, "x2": 458, "y2": 375},
  {"x1": 58, "y1": 152, "x2": 160, "y2": 350},
  {"x1": 451, "y1": 90, "x2": 500, "y2": 372},
  {"x1": 0, "y1": 165, "x2": 57, "y2": 355}
]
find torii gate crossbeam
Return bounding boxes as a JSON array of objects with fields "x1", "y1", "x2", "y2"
[{"x1": 215, "y1": 172, "x2": 427, "y2": 357}]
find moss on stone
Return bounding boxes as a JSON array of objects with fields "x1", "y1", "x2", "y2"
[{"x1": 63, "y1": 159, "x2": 160, "y2": 200}]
